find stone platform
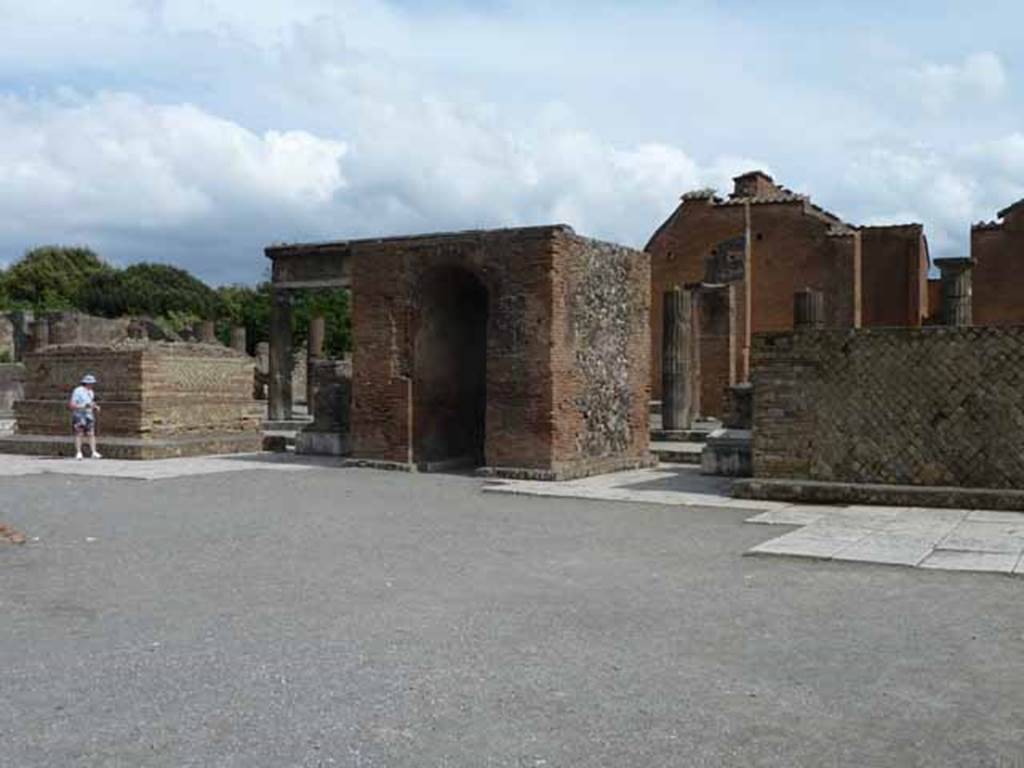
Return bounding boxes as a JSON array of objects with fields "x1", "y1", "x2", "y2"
[{"x1": 0, "y1": 433, "x2": 264, "y2": 460}]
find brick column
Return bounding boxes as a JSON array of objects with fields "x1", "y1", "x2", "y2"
[
  {"x1": 268, "y1": 290, "x2": 293, "y2": 420},
  {"x1": 935, "y1": 258, "x2": 973, "y2": 327},
  {"x1": 661, "y1": 288, "x2": 694, "y2": 431},
  {"x1": 794, "y1": 289, "x2": 825, "y2": 329}
]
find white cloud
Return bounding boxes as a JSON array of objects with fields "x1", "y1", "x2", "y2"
[
  {"x1": 911, "y1": 52, "x2": 1008, "y2": 113},
  {"x1": 0, "y1": 1, "x2": 1020, "y2": 281}
]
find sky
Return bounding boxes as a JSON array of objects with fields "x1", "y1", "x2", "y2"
[{"x1": 0, "y1": 0, "x2": 1021, "y2": 284}]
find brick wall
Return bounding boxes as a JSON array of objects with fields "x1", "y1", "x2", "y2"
[
  {"x1": 972, "y1": 215, "x2": 1024, "y2": 326},
  {"x1": 15, "y1": 343, "x2": 261, "y2": 437},
  {"x1": 752, "y1": 326, "x2": 1024, "y2": 489},
  {"x1": 350, "y1": 226, "x2": 650, "y2": 477},
  {"x1": 647, "y1": 197, "x2": 862, "y2": 406},
  {"x1": 860, "y1": 225, "x2": 928, "y2": 327}
]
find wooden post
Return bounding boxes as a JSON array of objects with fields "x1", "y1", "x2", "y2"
[
  {"x1": 793, "y1": 289, "x2": 825, "y2": 329},
  {"x1": 661, "y1": 288, "x2": 693, "y2": 431},
  {"x1": 936, "y1": 258, "x2": 973, "y2": 327},
  {"x1": 230, "y1": 326, "x2": 247, "y2": 353}
]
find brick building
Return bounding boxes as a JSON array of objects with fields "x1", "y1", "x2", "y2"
[
  {"x1": 266, "y1": 226, "x2": 653, "y2": 480},
  {"x1": 646, "y1": 171, "x2": 929, "y2": 415},
  {"x1": 971, "y1": 198, "x2": 1024, "y2": 326}
]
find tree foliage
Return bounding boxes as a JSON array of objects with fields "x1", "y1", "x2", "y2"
[
  {"x1": 2, "y1": 246, "x2": 112, "y2": 310},
  {"x1": 2, "y1": 246, "x2": 351, "y2": 358},
  {"x1": 79, "y1": 263, "x2": 221, "y2": 319}
]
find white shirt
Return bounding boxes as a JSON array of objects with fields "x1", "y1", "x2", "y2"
[{"x1": 70, "y1": 385, "x2": 95, "y2": 411}]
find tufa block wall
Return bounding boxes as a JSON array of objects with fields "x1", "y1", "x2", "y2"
[
  {"x1": 15, "y1": 343, "x2": 262, "y2": 438},
  {"x1": 752, "y1": 326, "x2": 1024, "y2": 489}
]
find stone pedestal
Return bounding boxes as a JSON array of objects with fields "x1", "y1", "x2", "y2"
[
  {"x1": 2, "y1": 343, "x2": 263, "y2": 459},
  {"x1": 701, "y1": 383, "x2": 752, "y2": 477},
  {"x1": 295, "y1": 358, "x2": 352, "y2": 456}
]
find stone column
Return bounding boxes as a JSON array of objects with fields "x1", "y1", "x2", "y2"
[
  {"x1": 28, "y1": 318, "x2": 50, "y2": 352},
  {"x1": 936, "y1": 258, "x2": 973, "y2": 327},
  {"x1": 10, "y1": 310, "x2": 33, "y2": 361},
  {"x1": 199, "y1": 320, "x2": 217, "y2": 344},
  {"x1": 254, "y1": 342, "x2": 270, "y2": 400},
  {"x1": 307, "y1": 315, "x2": 326, "y2": 411},
  {"x1": 230, "y1": 326, "x2": 247, "y2": 354},
  {"x1": 268, "y1": 290, "x2": 293, "y2": 421},
  {"x1": 793, "y1": 289, "x2": 825, "y2": 329},
  {"x1": 661, "y1": 288, "x2": 694, "y2": 431}
]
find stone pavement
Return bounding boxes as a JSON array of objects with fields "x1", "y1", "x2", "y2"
[
  {"x1": 486, "y1": 466, "x2": 1024, "y2": 576},
  {"x1": 0, "y1": 451, "x2": 335, "y2": 481},
  {"x1": 747, "y1": 505, "x2": 1024, "y2": 574}
]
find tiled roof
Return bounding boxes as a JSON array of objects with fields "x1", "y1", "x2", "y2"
[{"x1": 997, "y1": 198, "x2": 1024, "y2": 219}]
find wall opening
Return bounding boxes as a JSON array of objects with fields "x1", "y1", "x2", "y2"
[{"x1": 413, "y1": 267, "x2": 488, "y2": 470}]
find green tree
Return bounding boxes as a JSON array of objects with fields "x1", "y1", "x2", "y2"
[
  {"x1": 80, "y1": 263, "x2": 222, "y2": 319},
  {"x1": 3, "y1": 246, "x2": 112, "y2": 310}
]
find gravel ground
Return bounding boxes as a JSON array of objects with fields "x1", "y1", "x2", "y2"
[{"x1": 1, "y1": 467, "x2": 1022, "y2": 767}]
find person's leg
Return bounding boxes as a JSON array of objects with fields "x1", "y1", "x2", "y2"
[
  {"x1": 88, "y1": 418, "x2": 101, "y2": 459},
  {"x1": 74, "y1": 430, "x2": 83, "y2": 459}
]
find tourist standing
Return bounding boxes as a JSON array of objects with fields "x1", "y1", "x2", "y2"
[{"x1": 68, "y1": 374, "x2": 102, "y2": 460}]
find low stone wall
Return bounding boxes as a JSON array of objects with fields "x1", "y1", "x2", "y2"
[
  {"x1": 752, "y1": 326, "x2": 1024, "y2": 489},
  {"x1": 11, "y1": 343, "x2": 261, "y2": 451}
]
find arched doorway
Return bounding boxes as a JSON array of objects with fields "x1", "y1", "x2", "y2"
[{"x1": 413, "y1": 267, "x2": 488, "y2": 470}]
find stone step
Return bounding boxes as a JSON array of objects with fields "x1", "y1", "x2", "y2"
[{"x1": 650, "y1": 441, "x2": 704, "y2": 465}]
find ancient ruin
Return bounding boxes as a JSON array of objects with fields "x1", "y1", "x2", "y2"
[
  {"x1": 971, "y1": 198, "x2": 1024, "y2": 326},
  {"x1": 266, "y1": 225, "x2": 653, "y2": 479},
  {"x1": 0, "y1": 342, "x2": 263, "y2": 459},
  {"x1": 646, "y1": 171, "x2": 930, "y2": 416}
]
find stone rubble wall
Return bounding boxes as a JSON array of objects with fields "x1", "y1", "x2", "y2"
[
  {"x1": 752, "y1": 326, "x2": 1024, "y2": 489},
  {"x1": 14, "y1": 343, "x2": 261, "y2": 438},
  {"x1": 551, "y1": 230, "x2": 651, "y2": 475}
]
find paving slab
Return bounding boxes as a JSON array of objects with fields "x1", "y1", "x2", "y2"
[
  {"x1": 919, "y1": 550, "x2": 1021, "y2": 574},
  {"x1": 832, "y1": 533, "x2": 936, "y2": 567},
  {"x1": 937, "y1": 521, "x2": 1024, "y2": 554}
]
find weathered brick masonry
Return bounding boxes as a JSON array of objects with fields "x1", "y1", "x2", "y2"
[
  {"x1": 349, "y1": 225, "x2": 652, "y2": 479},
  {"x1": 8, "y1": 343, "x2": 262, "y2": 458},
  {"x1": 752, "y1": 326, "x2": 1024, "y2": 489},
  {"x1": 972, "y1": 200, "x2": 1024, "y2": 327},
  {"x1": 647, "y1": 171, "x2": 930, "y2": 414}
]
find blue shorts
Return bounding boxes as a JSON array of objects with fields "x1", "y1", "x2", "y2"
[{"x1": 72, "y1": 410, "x2": 95, "y2": 434}]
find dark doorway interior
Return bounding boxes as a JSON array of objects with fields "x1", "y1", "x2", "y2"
[{"x1": 413, "y1": 267, "x2": 488, "y2": 469}]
